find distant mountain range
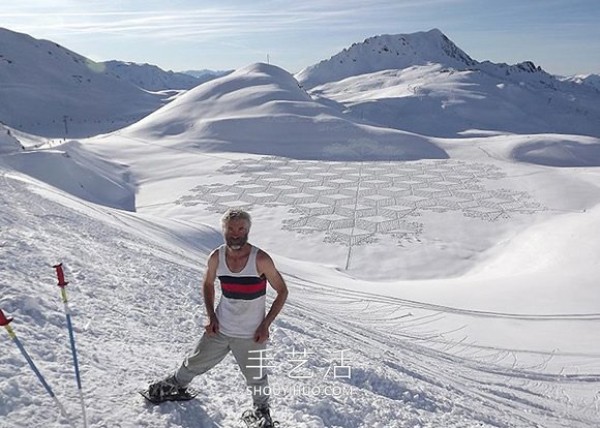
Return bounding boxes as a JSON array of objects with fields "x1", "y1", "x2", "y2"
[
  {"x1": 0, "y1": 26, "x2": 598, "y2": 139},
  {"x1": 560, "y1": 74, "x2": 600, "y2": 92},
  {"x1": 100, "y1": 60, "x2": 201, "y2": 91},
  {"x1": 100, "y1": 61, "x2": 232, "y2": 91},
  {"x1": 182, "y1": 69, "x2": 233, "y2": 80}
]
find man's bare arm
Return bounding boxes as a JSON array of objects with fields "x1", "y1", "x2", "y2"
[
  {"x1": 255, "y1": 250, "x2": 289, "y2": 342},
  {"x1": 203, "y1": 249, "x2": 219, "y2": 335}
]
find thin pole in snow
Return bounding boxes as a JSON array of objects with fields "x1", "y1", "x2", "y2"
[
  {"x1": 0, "y1": 308, "x2": 76, "y2": 428},
  {"x1": 54, "y1": 263, "x2": 88, "y2": 428}
]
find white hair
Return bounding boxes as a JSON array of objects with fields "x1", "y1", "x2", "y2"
[{"x1": 220, "y1": 208, "x2": 252, "y2": 230}]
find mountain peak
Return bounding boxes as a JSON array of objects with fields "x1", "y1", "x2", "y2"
[{"x1": 296, "y1": 29, "x2": 476, "y2": 88}]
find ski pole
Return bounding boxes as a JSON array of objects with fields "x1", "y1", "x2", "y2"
[
  {"x1": 0, "y1": 308, "x2": 76, "y2": 428},
  {"x1": 54, "y1": 263, "x2": 88, "y2": 428}
]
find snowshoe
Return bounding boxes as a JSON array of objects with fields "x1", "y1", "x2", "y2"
[
  {"x1": 241, "y1": 405, "x2": 279, "y2": 428},
  {"x1": 140, "y1": 378, "x2": 198, "y2": 404}
]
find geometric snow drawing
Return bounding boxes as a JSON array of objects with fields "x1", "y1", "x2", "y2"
[{"x1": 175, "y1": 157, "x2": 545, "y2": 247}]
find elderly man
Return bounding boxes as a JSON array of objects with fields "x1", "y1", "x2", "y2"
[{"x1": 145, "y1": 208, "x2": 288, "y2": 427}]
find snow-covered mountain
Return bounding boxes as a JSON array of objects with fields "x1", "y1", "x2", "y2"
[
  {"x1": 0, "y1": 28, "x2": 169, "y2": 138},
  {"x1": 297, "y1": 29, "x2": 600, "y2": 138},
  {"x1": 101, "y1": 60, "x2": 202, "y2": 91},
  {"x1": 296, "y1": 29, "x2": 476, "y2": 88},
  {"x1": 123, "y1": 62, "x2": 447, "y2": 161}
]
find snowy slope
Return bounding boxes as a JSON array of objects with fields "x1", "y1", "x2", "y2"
[
  {"x1": 101, "y1": 60, "x2": 201, "y2": 91},
  {"x1": 2, "y1": 139, "x2": 135, "y2": 211},
  {"x1": 296, "y1": 30, "x2": 600, "y2": 138},
  {"x1": 2, "y1": 115, "x2": 600, "y2": 428},
  {"x1": 0, "y1": 124, "x2": 23, "y2": 154},
  {"x1": 0, "y1": 28, "x2": 168, "y2": 138}
]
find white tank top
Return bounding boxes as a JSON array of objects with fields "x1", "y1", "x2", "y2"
[{"x1": 215, "y1": 244, "x2": 267, "y2": 338}]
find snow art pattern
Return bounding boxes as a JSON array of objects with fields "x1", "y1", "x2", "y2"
[{"x1": 175, "y1": 158, "x2": 545, "y2": 246}]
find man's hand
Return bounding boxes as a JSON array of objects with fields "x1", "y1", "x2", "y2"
[
  {"x1": 254, "y1": 321, "x2": 270, "y2": 343},
  {"x1": 205, "y1": 315, "x2": 219, "y2": 336}
]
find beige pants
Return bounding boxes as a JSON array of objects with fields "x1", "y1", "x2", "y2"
[{"x1": 173, "y1": 331, "x2": 270, "y2": 407}]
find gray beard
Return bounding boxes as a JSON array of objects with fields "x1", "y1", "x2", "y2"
[{"x1": 226, "y1": 235, "x2": 248, "y2": 250}]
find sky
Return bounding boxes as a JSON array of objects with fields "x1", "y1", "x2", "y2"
[{"x1": 0, "y1": 0, "x2": 599, "y2": 76}]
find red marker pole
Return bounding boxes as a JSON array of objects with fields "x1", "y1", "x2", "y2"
[
  {"x1": 0, "y1": 308, "x2": 75, "y2": 427},
  {"x1": 53, "y1": 263, "x2": 88, "y2": 428}
]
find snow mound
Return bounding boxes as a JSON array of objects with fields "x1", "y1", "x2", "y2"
[
  {"x1": 512, "y1": 138, "x2": 600, "y2": 167},
  {"x1": 124, "y1": 62, "x2": 448, "y2": 161},
  {"x1": 471, "y1": 202, "x2": 600, "y2": 279},
  {"x1": 4, "y1": 141, "x2": 135, "y2": 210}
]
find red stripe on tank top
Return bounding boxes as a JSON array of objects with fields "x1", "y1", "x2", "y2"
[{"x1": 221, "y1": 279, "x2": 267, "y2": 294}]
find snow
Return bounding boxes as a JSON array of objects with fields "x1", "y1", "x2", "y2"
[
  {"x1": 0, "y1": 28, "x2": 169, "y2": 138},
  {"x1": 1, "y1": 28, "x2": 600, "y2": 428}
]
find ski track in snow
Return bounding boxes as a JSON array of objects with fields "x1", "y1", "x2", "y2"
[{"x1": 1, "y1": 170, "x2": 599, "y2": 428}]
